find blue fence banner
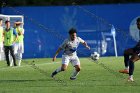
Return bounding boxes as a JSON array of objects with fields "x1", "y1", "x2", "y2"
[{"x1": 1, "y1": 3, "x2": 140, "y2": 58}]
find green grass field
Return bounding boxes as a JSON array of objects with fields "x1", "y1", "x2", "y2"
[{"x1": 0, "y1": 57, "x2": 140, "y2": 93}]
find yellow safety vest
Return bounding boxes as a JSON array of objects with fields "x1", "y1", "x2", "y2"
[{"x1": 4, "y1": 28, "x2": 14, "y2": 46}]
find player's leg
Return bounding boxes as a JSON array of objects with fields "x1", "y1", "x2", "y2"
[
  {"x1": 51, "y1": 55, "x2": 69, "y2": 78},
  {"x1": 9, "y1": 54, "x2": 13, "y2": 66},
  {"x1": 70, "y1": 56, "x2": 80, "y2": 80},
  {"x1": 0, "y1": 43, "x2": 3, "y2": 60},
  {"x1": 18, "y1": 53, "x2": 22, "y2": 66},
  {"x1": 128, "y1": 53, "x2": 140, "y2": 81},
  {"x1": 70, "y1": 65, "x2": 80, "y2": 80},
  {"x1": 51, "y1": 64, "x2": 68, "y2": 78},
  {"x1": 17, "y1": 43, "x2": 24, "y2": 66},
  {"x1": 10, "y1": 43, "x2": 18, "y2": 66},
  {"x1": 9, "y1": 46, "x2": 17, "y2": 66},
  {"x1": 119, "y1": 48, "x2": 134, "y2": 73},
  {"x1": 124, "y1": 48, "x2": 133, "y2": 69},
  {"x1": 4, "y1": 46, "x2": 10, "y2": 66},
  {"x1": 13, "y1": 43, "x2": 18, "y2": 66}
]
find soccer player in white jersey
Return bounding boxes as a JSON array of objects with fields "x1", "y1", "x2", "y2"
[
  {"x1": 0, "y1": 18, "x2": 4, "y2": 60},
  {"x1": 51, "y1": 28, "x2": 90, "y2": 80}
]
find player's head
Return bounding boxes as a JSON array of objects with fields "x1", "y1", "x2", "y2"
[
  {"x1": 5, "y1": 20, "x2": 10, "y2": 28},
  {"x1": 136, "y1": 17, "x2": 140, "y2": 30},
  {"x1": 69, "y1": 28, "x2": 77, "y2": 41},
  {"x1": 0, "y1": 18, "x2": 3, "y2": 26},
  {"x1": 15, "y1": 20, "x2": 22, "y2": 27}
]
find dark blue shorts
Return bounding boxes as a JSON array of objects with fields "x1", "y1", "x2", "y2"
[{"x1": 132, "y1": 47, "x2": 140, "y2": 57}]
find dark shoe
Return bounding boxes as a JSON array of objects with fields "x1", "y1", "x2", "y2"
[
  {"x1": 51, "y1": 71, "x2": 57, "y2": 78},
  {"x1": 70, "y1": 77, "x2": 76, "y2": 80}
]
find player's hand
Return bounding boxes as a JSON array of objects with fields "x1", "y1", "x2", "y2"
[
  {"x1": 86, "y1": 45, "x2": 90, "y2": 50},
  {"x1": 12, "y1": 42, "x2": 16, "y2": 46},
  {"x1": 52, "y1": 56, "x2": 56, "y2": 62}
]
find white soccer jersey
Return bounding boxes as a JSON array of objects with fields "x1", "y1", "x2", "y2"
[{"x1": 60, "y1": 37, "x2": 85, "y2": 56}]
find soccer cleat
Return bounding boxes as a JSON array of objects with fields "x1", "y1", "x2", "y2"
[
  {"x1": 51, "y1": 71, "x2": 57, "y2": 78},
  {"x1": 70, "y1": 77, "x2": 76, "y2": 80},
  {"x1": 14, "y1": 64, "x2": 17, "y2": 66},
  {"x1": 127, "y1": 77, "x2": 134, "y2": 82},
  {"x1": 119, "y1": 69, "x2": 129, "y2": 74}
]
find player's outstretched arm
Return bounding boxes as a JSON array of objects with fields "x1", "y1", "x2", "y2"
[
  {"x1": 52, "y1": 47, "x2": 62, "y2": 62},
  {"x1": 82, "y1": 42, "x2": 90, "y2": 50}
]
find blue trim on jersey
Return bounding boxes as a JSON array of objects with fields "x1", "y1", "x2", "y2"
[
  {"x1": 13, "y1": 28, "x2": 17, "y2": 36},
  {"x1": 69, "y1": 48, "x2": 77, "y2": 52}
]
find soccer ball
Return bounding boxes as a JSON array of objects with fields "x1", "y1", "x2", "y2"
[{"x1": 91, "y1": 52, "x2": 100, "y2": 61}]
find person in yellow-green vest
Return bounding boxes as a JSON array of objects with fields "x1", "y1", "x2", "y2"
[
  {"x1": 11, "y1": 20, "x2": 24, "y2": 66},
  {"x1": 0, "y1": 18, "x2": 4, "y2": 60},
  {"x1": 3, "y1": 20, "x2": 17, "y2": 66}
]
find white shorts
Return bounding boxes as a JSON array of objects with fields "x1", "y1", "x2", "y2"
[
  {"x1": 14, "y1": 42, "x2": 24, "y2": 54},
  {"x1": 0, "y1": 42, "x2": 3, "y2": 52},
  {"x1": 62, "y1": 55, "x2": 80, "y2": 66}
]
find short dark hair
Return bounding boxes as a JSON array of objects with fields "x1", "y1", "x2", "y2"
[
  {"x1": 69, "y1": 28, "x2": 77, "y2": 35},
  {"x1": 137, "y1": 17, "x2": 140, "y2": 23},
  {"x1": 0, "y1": 18, "x2": 3, "y2": 21},
  {"x1": 5, "y1": 20, "x2": 10, "y2": 24}
]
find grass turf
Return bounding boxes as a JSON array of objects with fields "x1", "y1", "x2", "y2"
[{"x1": 0, "y1": 57, "x2": 140, "y2": 93}]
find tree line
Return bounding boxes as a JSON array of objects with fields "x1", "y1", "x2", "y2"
[{"x1": 0, "y1": 0, "x2": 140, "y2": 6}]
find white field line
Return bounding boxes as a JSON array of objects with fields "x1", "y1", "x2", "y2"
[{"x1": 0, "y1": 61, "x2": 60, "y2": 70}]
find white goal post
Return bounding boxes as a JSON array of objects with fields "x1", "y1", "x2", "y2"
[
  {"x1": 0, "y1": 14, "x2": 24, "y2": 28},
  {"x1": 0, "y1": 14, "x2": 24, "y2": 61}
]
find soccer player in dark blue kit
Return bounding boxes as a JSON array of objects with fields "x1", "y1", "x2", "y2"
[{"x1": 119, "y1": 17, "x2": 140, "y2": 81}]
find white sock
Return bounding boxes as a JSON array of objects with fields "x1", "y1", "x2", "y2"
[
  {"x1": 56, "y1": 67, "x2": 62, "y2": 73},
  {"x1": 129, "y1": 75, "x2": 133, "y2": 79},
  {"x1": 10, "y1": 57, "x2": 13, "y2": 66},
  {"x1": 0, "y1": 54, "x2": 1, "y2": 60},
  {"x1": 71, "y1": 70, "x2": 79, "y2": 78},
  {"x1": 125, "y1": 66, "x2": 129, "y2": 70},
  {"x1": 18, "y1": 60, "x2": 21, "y2": 66}
]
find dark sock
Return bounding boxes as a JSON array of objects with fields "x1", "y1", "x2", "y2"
[
  {"x1": 124, "y1": 54, "x2": 129, "y2": 68},
  {"x1": 129, "y1": 60, "x2": 134, "y2": 76}
]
